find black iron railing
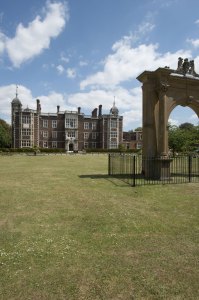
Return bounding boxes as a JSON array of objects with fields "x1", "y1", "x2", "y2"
[{"x1": 108, "y1": 154, "x2": 199, "y2": 186}]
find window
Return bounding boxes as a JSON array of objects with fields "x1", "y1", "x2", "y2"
[
  {"x1": 22, "y1": 140, "x2": 31, "y2": 147},
  {"x1": 52, "y1": 141, "x2": 57, "y2": 148},
  {"x1": 67, "y1": 131, "x2": 76, "y2": 138},
  {"x1": 52, "y1": 120, "x2": 57, "y2": 128},
  {"x1": 43, "y1": 141, "x2": 48, "y2": 148},
  {"x1": 110, "y1": 131, "x2": 117, "y2": 138},
  {"x1": 52, "y1": 131, "x2": 57, "y2": 138},
  {"x1": 65, "y1": 118, "x2": 77, "y2": 128},
  {"x1": 92, "y1": 132, "x2": 96, "y2": 139},
  {"x1": 84, "y1": 122, "x2": 89, "y2": 129},
  {"x1": 22, "y1": 116, "x2": 30, "y2": 124},
  {"x1": 91, "y1": 142, "x2": 96, "y2": 148},
  {"x1": 84, "y1": 142, "x2": 89, "y2": 149},
  {"x1": 43, "y1": 120, "x2": 48, "y2": 128},
  {"x1": 43, "y1": 131, "x2": 48, "y2": 138},
  {"x1": 92, "y1": 122, "x2": 96, "y2": 130},
  {"x1": 137, "y1": 142, "x2": 142, "y2": 149},
  {"x1": 109, "y1": 141, "x2": 118, "y2": 149},
  {"x1": 84, "y1": 132, "x2": 89, "y2": 139},
  {"x1": 22, "y1": 129, "x2": 31, "y2": 136},
  {"x1": 110, "y1": 120, "x2": 117, "y2": 128}
]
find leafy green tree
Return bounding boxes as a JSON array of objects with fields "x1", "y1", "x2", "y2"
[
  {"x1": 134, "y1": 127, "x2": 142, "y2": 131},
  {"x1": 168, "y1": 123, "x2": 199, "y2": 154},
  {"x1": 0, "y1": 119, "x2": 11, "y2": 148},
  {"x1": 179, "y1": 122, "x2": 194, "y2": 130}
]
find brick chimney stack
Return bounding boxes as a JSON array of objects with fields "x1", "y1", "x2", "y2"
[
  {"x1": 57, "y1": 105, "x2": 60, "y2": 113},
  {"x1": 92, "y1": 108, "x2": 97, "y2": 117},
  {"x1": 36, "y1": 99, "x2": 41, "y2": 113},
  {"x1": 98, "y1": 104, "x2": 102, "y2": 116}
]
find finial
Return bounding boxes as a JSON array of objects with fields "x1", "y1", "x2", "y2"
[
  {"x1": 113, "y1": 96, "x2": 116, "y2": 107},
  {"x1": 16, "y1": 85, "x2": 18, "y2": 98}
]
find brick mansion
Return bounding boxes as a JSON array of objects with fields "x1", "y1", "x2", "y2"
[{"x1": 11, "y1": 93, "x2": 124, "y2": 151}]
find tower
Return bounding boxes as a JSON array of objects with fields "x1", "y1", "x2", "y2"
[{"x1": 11, "y1": 86, "x2": 22, "y2": 148}]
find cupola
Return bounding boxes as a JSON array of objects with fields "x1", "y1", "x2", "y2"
[{"x1": 110, "y1": 99, "x2": 119, "y2": 116}]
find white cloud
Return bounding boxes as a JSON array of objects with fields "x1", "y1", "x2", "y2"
[
  {"x1": 80, "y1": 34, "x2": 190, "y2": 90},
  {"x1": 0, "y1": 84, "x2": 34, "y2": 119},
  {"x1": 0, "y1": 84, "x2": 76, "y2": 124},
  {"x1": 190, "y1": 114, "x2": 198, "y2": 121},
  {"x1": 0, "y1": 32, "x2": 6, "y2": 54},
  {"x1": 122, "y1": 110, "x2": 142, "y2": 130},
  {"x1": 168, "y1": 118, "x2": 179, "y2": 126},
  {"x1": 37, "y1": 91, "x2": 75, "y2": 112},
  {"x1": 188, "y1": 38, "x2": 199, "y2": 48},
  {"x1": 136, "y1": 21, "x2": 155, "y2": 37},
  {"x1": 66, "y1": 68, "x2": 76, "y2": 79},
  {"x1": 56, "y1": 64, "x2": 65, "y2": 74},
  {"x1": 60, "y1": 53, "x2": 70, "y2": 63},
  {"x1": 67, "y1": 86, "x2": 142, "y2": 129},
  {"x1": 4, "y1": 1, "x2": 69, "y2": 67},
  {"x1": 79, "y1": 60, "x2": 88, "y2": 67}
]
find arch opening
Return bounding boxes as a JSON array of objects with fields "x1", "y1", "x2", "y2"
[
  {"x1": 168, "y1": 105, "x2": 198, "y2": 127},
  {"x1": 69, "y1": 143, "x2": 74, "y2": 151}
]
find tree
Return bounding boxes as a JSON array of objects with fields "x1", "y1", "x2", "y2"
[
  {"x1": 134, "y1": 127, "x2": 142, "y2": 131},
  {"x1": 179, "y1": 122, "x2": 194, "y2": 130},
  {"x1": 168, "y1": 123, "x2": 199, "y2": 154},
  {"x1": 0, "y1": 119, "x2": 11, "y2": 148}
]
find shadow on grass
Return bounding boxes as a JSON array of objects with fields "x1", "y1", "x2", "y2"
[{"x1": 79, "y1": 174, "x2": 131, "y2": 187}]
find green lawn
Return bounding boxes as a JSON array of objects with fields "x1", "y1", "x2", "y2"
[{"x1": 0, "y1": 154, "x2": 199, "y2": 300}]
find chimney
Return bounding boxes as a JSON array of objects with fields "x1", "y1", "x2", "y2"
[
  {"x1": 57, "y1": 105, "x2": 60, "y2": 113},
  {"x1": 92, "y1": 108, "x2": 97, "y2": 118},
  {"x1": 98, "y1": 104, "x2": 102, "y2": 116},
  {"x1": 36, "y1": 99, "x2": 40, "y2": 113},
  {"x1": 78, "y1": 107, "x2": 81, "y2": 114}
]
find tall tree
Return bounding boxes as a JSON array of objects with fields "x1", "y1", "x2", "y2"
[
  {"x1": 0, "y1": 119, "x2": 11, "y2": 148},
  {"x1": 168, "y1": 123, "x2": 199, "y2": 154},
  {"x1": 179, "y1": 122, "x2": 194, "y2": 130}
]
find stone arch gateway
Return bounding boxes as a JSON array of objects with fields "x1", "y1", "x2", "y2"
[{"x1": 137, "y1": 58, "x2": 199, "y2": 179}]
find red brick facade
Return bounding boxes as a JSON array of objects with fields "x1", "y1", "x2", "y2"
[{"x1": 11, "y1": 97, "x2": 123, "y2": 151}]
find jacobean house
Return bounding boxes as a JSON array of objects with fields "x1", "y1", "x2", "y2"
[{"x1": 11, "y1": 94, "x2": 123, "y2": 151}]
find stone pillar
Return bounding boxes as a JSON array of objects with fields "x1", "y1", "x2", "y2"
[
  {"x1": 158, "y1": 89, "x2": 168, "y2": 157},
  {"x1": 142, "y1": 82, "x2": 158, "y2": 158}
]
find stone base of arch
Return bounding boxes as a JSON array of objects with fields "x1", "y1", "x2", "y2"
[{"x1": 143, "y1": 157, "x2": 173, "y2": 180}]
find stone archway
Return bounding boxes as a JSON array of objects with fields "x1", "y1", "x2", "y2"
[
  {"x1": 137, "y1": 58, "x2": 199, "y2": 178},
  {"x1": 137, "y1": 58, "x2": 199, "y2": 157}
]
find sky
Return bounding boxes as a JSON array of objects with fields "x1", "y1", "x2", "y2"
[{"x1": 0, "y1": 0, "x2": 199, "y2": 130}]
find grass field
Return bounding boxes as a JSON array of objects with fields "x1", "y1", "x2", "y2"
[{"x1": 0, "y1": 154, "x2": 199, "y2": 300}]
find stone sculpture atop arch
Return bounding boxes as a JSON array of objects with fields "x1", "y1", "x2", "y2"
[{"x1": 176, "y1": 57, "x2": 199, "y2": 77}]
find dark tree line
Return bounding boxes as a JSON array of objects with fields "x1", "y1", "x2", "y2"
[{"x1": 0, "y1": 119, "x2": 11, "y2": 148}]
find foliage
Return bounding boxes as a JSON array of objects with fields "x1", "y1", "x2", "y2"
[
  {"x1": 134, "y1": 126, "x2": 142, "y2": 131},
  {"x1": 179, "y1": 122, "x2": 195, "y2": 130},
  {"x1": 168, "y1": 123, "x2": 199, "y2": 154},
  {"x1": 0, "y1": 119, "x2": 11, "y2": 148}
]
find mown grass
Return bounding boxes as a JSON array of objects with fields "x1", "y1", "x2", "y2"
[{"x1": 0, "y1": 154, "x2": 199, "y2": 300}]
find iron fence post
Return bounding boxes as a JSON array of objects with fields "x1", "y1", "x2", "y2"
[
  {"x1": 108, "y1": 153, "x2": 111, "y2": 175},
  {"x1": 188, "y1": 155, "x2": 192, "y2": 182},
  {"x1": 132, "y1": 155, "x2": 136, "y2": 187}
]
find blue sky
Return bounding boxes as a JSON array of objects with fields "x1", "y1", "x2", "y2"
[{"x1": 0, "y1": 0, "x2": 199, "y2": 130}]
